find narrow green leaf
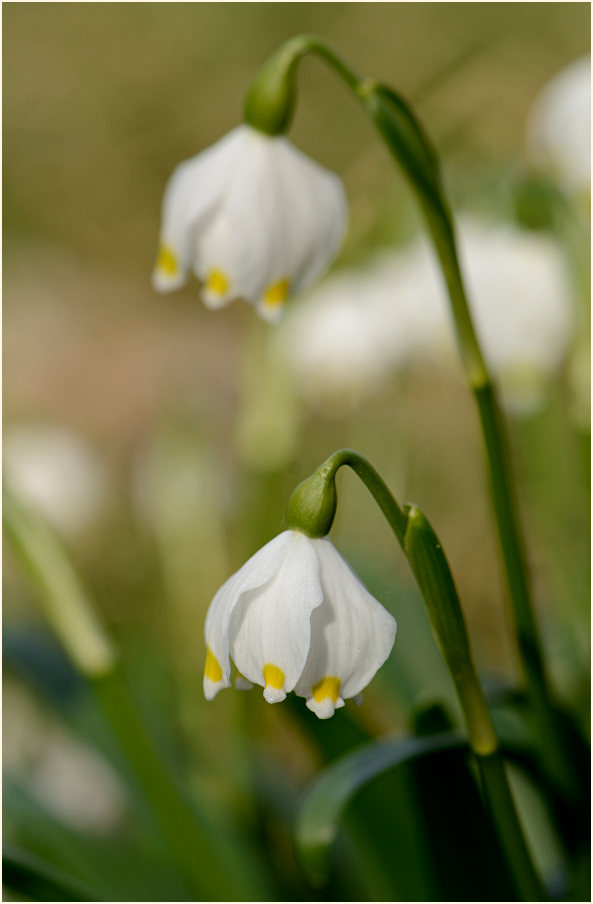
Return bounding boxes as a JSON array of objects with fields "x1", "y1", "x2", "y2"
[
  {"x1": 295, "y1": 732, "x2": 464, "y2": 885},
  {"x1": 3, "y1": 483, "x2": 116, "y2": 679},
  {"x1": 3, "y1": 844, "x2": 97, "y2": 902}
]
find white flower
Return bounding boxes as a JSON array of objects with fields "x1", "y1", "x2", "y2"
[
  {"x1": 282, "y1": 217, "x2": 575, "y2": 416},
  {"x1": 4, "y1": 680, "x2": 126, "y2": 834},
  {"x1": 3, "y1": 422, "x2": 111, "y2": 538},
  {"x1": 457, "y1": 219, "x2": 575, "y2": 413},
  {"x1": 152, "y1": 125, "x2": 347, "y2": 323},
  {"x1": 277, "y1": 244, "x2": 448, "y2": 415},
  {"x1": 526, "y1": 55, "x2": 591, "y2": 194},
  {"x1": 277, "y1": 271, "x2": 389, "y2": 416},
  {"x1": 203, "y1": 530, "x2": 396, "y2": 719}
]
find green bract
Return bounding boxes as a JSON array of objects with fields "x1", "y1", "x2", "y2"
[{"x1": 285, "y1": 461, "x2": 338, "y2": 538}]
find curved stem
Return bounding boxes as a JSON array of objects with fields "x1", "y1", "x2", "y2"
[
  {"x1": 250, "y1": 33, "x2": 571, "y2": 798},
  {"x1": 313, "y1": 449, "x2": 544, "y2": 901},
  {"x1": 284, "y1": 34, "x2": 363, "y2": 93},
  {"x1": 3, "y1": 483, "x2": 260, "y2": 902},
  {"x1": 326, "y1": 448, "x2": 409, "y2": 544}
]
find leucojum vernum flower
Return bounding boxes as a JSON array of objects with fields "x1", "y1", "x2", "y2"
[
  {"x1": 203, "y1": 529, "x2": 396, "y2": 719},
  {"x1": 152, "y1": 125, "x2": 347, "y2": 323}
]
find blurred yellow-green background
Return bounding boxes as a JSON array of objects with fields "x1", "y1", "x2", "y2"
[{"x1": 3, "y1": 4, "x2": 590, "y2": 901}]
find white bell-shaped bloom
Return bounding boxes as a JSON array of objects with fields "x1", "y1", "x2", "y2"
[
  {"x1": 3, "y1": 422, "x2": 112, "y2": 539},
  {"x1": 204, "y1": 530, "x2": 396, "y2": 718},
  {"x1": 153, "y1": 125, "x2": 347, "y2": 323},
  {"x1": 282, "y1": 217, "x2": 574, "y2": 416},
  {"x1": 526, "y1": 55, "x2": 591, "y2": 194}
]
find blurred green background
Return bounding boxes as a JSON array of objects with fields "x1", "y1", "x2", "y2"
[{"x1": 3, "y1": 3, "x2": 590, "y2": 901}]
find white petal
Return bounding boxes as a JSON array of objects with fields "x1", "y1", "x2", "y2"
[
  {"x1": 228, "y1": 532, "x2": 324, "y2": 699},
  {"x1": 235, "y1": 674, "x2": 254, "y2": 691},
  {"x1": 200, "y1": 130, "x2": 347, "y2": 313},
  {"x1": 152, "y1": 126, "x2": 247, "y2": 293},
  {"x1": 526, "y1": 55, "x2": 591, "y2": 192},
  {"x1": 306, "y1": 695, "x2": 345, "y2": 720},
  {"x1": 295, "y1": 538, "x2": 396, "y2": 709},
  {"x1": 266, "y1": 139, "x2": 347, "y2": 296},
  {"x1": 205, "y1": 131, "x2": 288, "y2": 302},
  {"x1": 203, "y1": 530, "x2": 292, "y2": 699}
]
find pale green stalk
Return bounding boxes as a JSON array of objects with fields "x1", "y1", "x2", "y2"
[
  {"x1": 287, "y1": 449, "x2": 545, "y2": 901},
  {"x1": 246, "y1": 35, "x2": 575, "y2": 802},
  {"x1": 3, "y1": 482, "x2": 261, "y2": 901}
]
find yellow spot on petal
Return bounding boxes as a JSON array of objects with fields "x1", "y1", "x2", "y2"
[
  {"x1": 156, "y1": 244, "x2": 178, "y2": 276},
  {"x1": 262, "y1": 278, "x2": 290, "y2": 308},
  {"x1": 206, "y1": 268, "x2": 231, "y2": 297},
  {"x1": 204, "y1": 647, "x2": 223, "y2": 683},
  {"x1": 263, "y1": 663, "x2": 285, "y2": 690},
  {"x1": 312, "y1": 676, "x2": 341, "y2": 703}
]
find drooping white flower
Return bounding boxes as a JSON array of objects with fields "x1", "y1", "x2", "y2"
[
  {"x1": 281, "y1": 217, "x2": 575, "y2": 416},
  {"x1": 4, "y1": 680, "x2": 126, "y2": 834},
  {"x1": 204, "y1": 530, "x2": 396, "y2": 719},
  {"x1": 456, "y1": 219, "x2": 575, "y2": 413},
  {"x1": 277, "y1": 248, "x2": 448, "y2": 416},
  {"x1": 3, "y1": 422, "x2": 111, "y2": 538},
  {"x1": 152, "y1": 125, "x2": 347, "y2": 323},
  {"x1": 526, "y1": 55, "x2": 591, "y2": 194}
]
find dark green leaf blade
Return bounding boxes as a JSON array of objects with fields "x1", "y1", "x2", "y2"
[
  {"x1": 3, "y1": 844, "x2": 97, "y2": 902},
  {"x1": 295, "y1": 731, "x2": 464, "y2": 885}
]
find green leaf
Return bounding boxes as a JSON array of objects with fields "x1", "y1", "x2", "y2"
[
  {"x1": 295, "y1": 732, "x2": 518, "y2": 900},
  {"x1": 295, "y1": 732, "x2": 464, "y2": 885},
  {"x1": 362, "y1": 83, "x2": 443, "y2": 211},
  {"x1": 3, "y1": 845, "x2": 97, "y2": 902},
  {"x1": 3, "y1": 778, "x2": 192, "y2": 901}
]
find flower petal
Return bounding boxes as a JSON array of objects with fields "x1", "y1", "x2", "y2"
[
  {"x1": 202, "y1": 130, "x2": 285, "y2": 303},
  {"x1": 152, "y1": 126, "x2": 247, "y2": 293},
  {"x1": 295, "y1": 538, "x2": 396, "y2": 712},
  {"x1": 203, "y1": 530, "x2": 292, "y2": 699},
  {"x1": 262, "y1": 138, "x2": 347, "y2": 297},
  {"x1": 228, "y1": 532, "x2": 324, "y2": 700},
  {"x1": 202, "y1": 130, "x2": 346, "y2": 314}
]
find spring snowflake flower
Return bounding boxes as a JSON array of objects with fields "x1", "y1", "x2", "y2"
[
  {"x1": 3, "y1": 422, "x2": 111, "y2": 539},
  {"x1": 152, "y1": 125, "x2": 347, "y2": 323},
  {"x1": 282, "y1": 218, "x2": 574, "y2": 416},
  {"x1": 526, "y1": 55, "x2": 591, "y2": 194},
  {"x1": 203, "y1": 530, "x2": 396, "y2": 718}
]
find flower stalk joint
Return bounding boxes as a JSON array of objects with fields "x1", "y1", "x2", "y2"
[
  {"x1": 244, "y1": 39, "x2": 307, "y2": 135},
  {"x1": 285, "y1": 461, "x2": 338, "y2": 538}
]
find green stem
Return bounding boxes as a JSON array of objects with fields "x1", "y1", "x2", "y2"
[
  {"x1": 477, "y1": 753, "x2": 546, "y2": 900},
  {"x1": 246, "y1": 33, "x2": 570, "y2": 798},
  {"x1": 3, "y1": 845, "x2": 97, "y2": 902},
  {"x1": 327, "y1": 448, "x2": 409, "y2": 544},
  {"x1": 90, "y1": 670, "x2": 241, "y2": 901},
  {"x1": 3, "y1": 482, "x2": 256, "y2": 902},
  {"x1": 305, "y1": 450, "x2": 544, "y2": 900}
]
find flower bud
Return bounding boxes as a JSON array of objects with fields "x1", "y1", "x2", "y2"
[
  {"x1": 244, "y1": 38, "x2": 309, "y2": 136},
  {"x1": 285, "y1": 462, "x2": 338, "y2": 538}
]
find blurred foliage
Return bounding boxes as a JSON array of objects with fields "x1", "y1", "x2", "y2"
[{"x1": 3, "y1": 3, "x2": 590, "y2": 902}]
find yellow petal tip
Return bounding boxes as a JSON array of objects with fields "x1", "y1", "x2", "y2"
[
  {"x1": 262, "y1": 278, "x2": 290, "y2": 309},
  {"x1": 263, "y1": 663, "x2": 285, "y2": 690},
  {"x1": 312, "y1": 676, "x2": 341, "y2": 703},
  {"x1": 156, "y1": 244, "x2": 179, "y2": 277},
  {"x1": 206, "y1": 268, "x2": 231, "y2": 297},
  {"x1": 204, "y1": 647, "x2": 223, "y2": 683}
]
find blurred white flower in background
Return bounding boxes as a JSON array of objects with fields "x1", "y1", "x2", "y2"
[
  {"x1": 3, "y1": 422, "x2": 112, "y2": 538},
  {"x1": 3, "y1": 680, "x2": 127, "y2": 833},
  {"x1": 277, "y1": 270, "x2": 398, "y2": 417},
  {"x1": 281, "y1": 218, "x2": 575, "y2": 416},
  {"x1": 458, "y1": 219, "x2": 575, "y2": 413},
  {"x1": 277, "y1": 246, "x2": 448, "y2": 416},
  {"x1": 204, "y1": 530, "x2": 396, "y2": 719},
  {"x1": 152, "y1": 125, "x2": 347, "y2": 323},
  {"x1": 526, "y1": 55, "x2": 591, "y2": 194}
]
